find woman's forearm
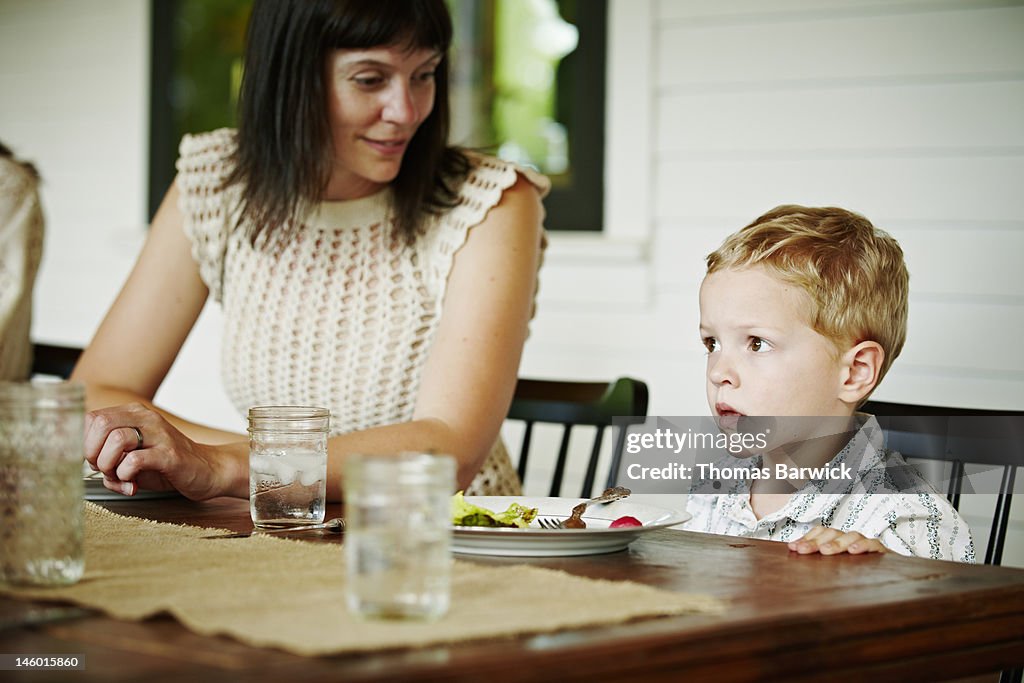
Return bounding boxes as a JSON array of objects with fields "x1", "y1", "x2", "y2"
[
  {"x1": 81, "y1": 382, "x2": 245, "y2": 445},
  {"x1": 324, "y1": 418, "x2": 484, "y2": 502}
]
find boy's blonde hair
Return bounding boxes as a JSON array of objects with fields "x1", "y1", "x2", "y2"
[{"x1": 706, "y1": 205, "x2": 909, "y2": 386}]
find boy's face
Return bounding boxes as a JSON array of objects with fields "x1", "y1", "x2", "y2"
[{"x1": 699, "y1": 265, "x2": 855, "y2": 419}]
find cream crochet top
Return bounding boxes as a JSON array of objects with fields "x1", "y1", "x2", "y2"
[
  {"x1": 176, "y1": 129, "x2": 548, "y2": 495},
  {"x1": 0, "y1": 155, "x2": 44, "y2": 381}
]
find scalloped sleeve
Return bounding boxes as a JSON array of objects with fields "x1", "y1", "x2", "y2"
[
  {"x1": 175, "y1": 128, "x2": 240, "y2": 303},
  {"x1": 421, "y1": 154, "x2": 550, "y2": 301}
]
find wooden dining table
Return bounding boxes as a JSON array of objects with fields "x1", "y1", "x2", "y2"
[{"x1": 2, "y1": 495, "x2": 1023, "y2": 682}]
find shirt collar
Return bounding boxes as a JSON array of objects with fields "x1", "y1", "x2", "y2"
[{"x1": 757, "y1": 414, "x2": 888, "y2": 524}]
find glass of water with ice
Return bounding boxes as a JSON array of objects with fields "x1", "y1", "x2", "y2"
[
  {"x1": 248, "y1": 406, "x2": 330, "y2": 529},
  {"x1": 343, "y1": 452, "x2": 455, "y2": 621}
]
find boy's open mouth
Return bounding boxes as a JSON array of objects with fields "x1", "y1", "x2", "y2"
[
  {"x1": 715, "y1": 403, "x2": 744, "y2": 431},
  {"x1": 715, "y1": 403, "x2": 743, "y2": 418}
]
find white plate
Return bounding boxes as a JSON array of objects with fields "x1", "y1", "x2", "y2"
[
  {"x1": 452, "y1": 496, "x2": 690, "y2": 557},
  {"x1": 83, "y1": 476, "x2": 181, "y2": 501}
]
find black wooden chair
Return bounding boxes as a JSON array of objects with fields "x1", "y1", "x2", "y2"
[
  {"x1": 863, "y1": 402, "x2": 1024, "y2": 683},
  {"x1": 31, "y1": 342, "x2": 83, "y2": 380},
  {"x1": 506, "y1": 377, "x2": 649, "y2": 497},
  {"x1": 862, "y1": 400, "x2": 1024, "y2": 567}
]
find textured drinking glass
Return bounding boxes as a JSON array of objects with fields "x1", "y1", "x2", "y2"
[
  {"x1": 0, "y1": 380, "x2": 85, "y2": 586},
  {"x1": 344, "y1": 452, "x2": 455, "y2": 620},
  {"x1": 248, "y1": 406, "x2": 329, "y2": 529}
]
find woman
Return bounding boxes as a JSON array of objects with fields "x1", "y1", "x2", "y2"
[
  {"x1": 74, "y1": 0, "x2": 547, "y2": 501},
  {"x1": 0, "y1": 141, "x2": 44, "y2": 381}
]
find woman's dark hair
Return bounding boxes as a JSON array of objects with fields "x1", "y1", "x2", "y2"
[{"x1": 226, "y1": 0, "x2": 469, "y2": 245}]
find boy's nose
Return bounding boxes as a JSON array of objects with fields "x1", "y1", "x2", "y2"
[{"x1": 708, "y1": 353, "x2": 737, "y2": 386}]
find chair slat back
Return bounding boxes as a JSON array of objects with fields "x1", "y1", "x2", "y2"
[
  {"x1": 508, "y1": 377, "x2": 649, "y2": 498},
  {"x1": 863, "y1": 400, "x2": 1024, "y2": 565},
  {"x1": 31, "y1": 342, "x2": 83, "y2": 380}
]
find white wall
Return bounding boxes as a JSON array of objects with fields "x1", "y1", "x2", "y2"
[
  {"x1": 0, "y1": 0, "x2": 148, "y2": 344},
  {"x1": 2, "y1": 0, "x2": 1021, "y2": 563}
]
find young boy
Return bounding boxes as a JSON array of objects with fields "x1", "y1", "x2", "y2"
[{"x1": 684, "y1": 205, "x2": 975, "y2": 562}]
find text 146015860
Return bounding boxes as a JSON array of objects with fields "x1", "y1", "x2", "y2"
[{"x1": 0, "y1": 656, "x2": 85, "y2": 670}]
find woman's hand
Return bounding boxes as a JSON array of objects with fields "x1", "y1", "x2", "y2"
[
  {"x1": 788, "y1": 525, "x2": 888, "y2": 556},
  {"x1": 83, "y1": 403, "x2": 245, "y2": 501}
]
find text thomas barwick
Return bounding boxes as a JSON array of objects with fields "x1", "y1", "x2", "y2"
[{"x1": 626, "y1": 462, "x2": 853, "y2": 481}]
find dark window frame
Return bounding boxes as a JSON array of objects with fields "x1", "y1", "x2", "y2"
[
  {"x1": 149, "y1": 0, "x2": 179, "y2": 221},
  {"x1": 544, "y1": 0, "x2": 606, "y2": 232}
]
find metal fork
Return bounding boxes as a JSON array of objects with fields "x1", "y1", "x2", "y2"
[
  {"x1": 537, "y1": 516, "x2": 565, "y2": 529},
  {"x1": 204, "y1": 517, "x2": 346, "y2": 539},
  {"x1": 535, "y1": 486, "x2": 631, "y2": 529}
]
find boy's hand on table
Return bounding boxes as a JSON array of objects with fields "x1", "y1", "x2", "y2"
[{"x1": 788, "y1": 526, "x2": 887, "y2": 556}]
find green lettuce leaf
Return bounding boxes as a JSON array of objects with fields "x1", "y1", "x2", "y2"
[{"x1": 450, "y1": 491, "x2": 538, "y2": 528}]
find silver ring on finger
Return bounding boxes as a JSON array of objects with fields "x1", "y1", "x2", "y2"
[{"x1": 128, "y1": 426, "x2": 144, "y2": 452}]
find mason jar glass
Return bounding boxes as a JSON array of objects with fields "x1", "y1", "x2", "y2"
[
  {"x1": 0, "y1": 380, "x2": 85, "y2": 585},
  {"x1": 343, "y1": 452, "x2": 455, "y2": 620},
  {"x1": 247, "y1": 406, "x2": 330, "y2": 528}
]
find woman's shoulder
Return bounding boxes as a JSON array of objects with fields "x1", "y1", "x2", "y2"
[
  {"x1": 175, "y1": 128, "x2": 238, "y2": 185},
  {"x1": 458, "y1": 151, "x2": 551, "y2": 201},
  {"x1": 434, "y1": 151, "x2": 549, "y2": 237},
  {"x1": 416, "y1": 151, "x2": 548, "y2": 284},
  {"x1": 178, "y1": 127, "x2": 237, "y2": 157}
]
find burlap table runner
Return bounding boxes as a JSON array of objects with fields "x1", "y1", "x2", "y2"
[{"x1": 1, "y1": 503, "x2": 721, "y2": 656}]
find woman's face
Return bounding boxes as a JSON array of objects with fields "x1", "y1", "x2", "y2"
[{"x1": 323, "y1": 45, "x2": 442, "y2": 200}]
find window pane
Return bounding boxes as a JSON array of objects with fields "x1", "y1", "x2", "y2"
[
  {"x1": 493, "y1": 0, "x2": 577, "y2": 178},
  {"x1": 149, "y1": 0, "x2": 249, "y2": 219},
  {"x1": 450, "y1": 0, "x2": 607, "y2": 231}
]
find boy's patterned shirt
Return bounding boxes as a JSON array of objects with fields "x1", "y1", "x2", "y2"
[{"x1": 682, "y1": 415, "x2": 977, "y2": 563}]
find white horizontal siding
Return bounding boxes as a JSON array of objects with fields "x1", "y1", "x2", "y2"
[
  {"x1": 898, "y1": 229, "x2": 1024, "y2": 298},
  {"x1": 903, "y1": 300, "x2": 1024, "y2": 373},
  {"x1": 658, "y1": 6, "x2": 1024, "y2": 88},
  {"x1": 653, "y1": 223, "x2": 1024, "y2": 300},
  {"x1": 660, "y1": 81, "x2": 1024, "y2": 153},
  {"x1": 657, "y1": 157, "x2": 1024, "y2": 222},
  {"x1": 536, "y1": 260, "x2": 651, "y2": 307},
  {"x1": 656, "y1": 0, "x2": 1008, "y2": 21}
]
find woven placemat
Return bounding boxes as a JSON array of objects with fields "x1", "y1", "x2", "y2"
[{"x1": 0, "y1": 503, "x2": 721, "y2": 656}]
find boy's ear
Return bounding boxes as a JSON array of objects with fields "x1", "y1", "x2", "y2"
[{"x1": 838, "y1": 341, "x2": 885, "y2": 405}]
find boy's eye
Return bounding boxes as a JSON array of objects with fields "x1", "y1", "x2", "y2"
[
  {"x1": 702, "y1": 337, "x2": 720, "y2": 353},
  {"x1": 749, "y1": 337, "x2": 771, "y2": 353}
]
